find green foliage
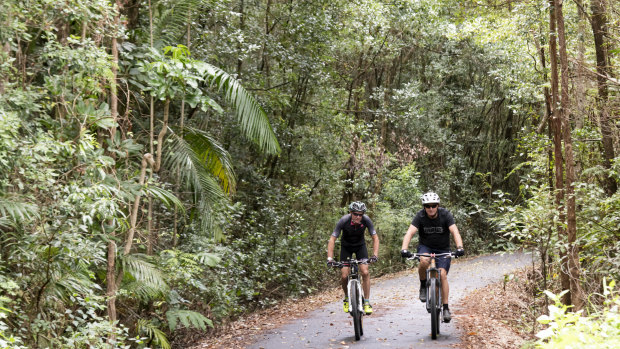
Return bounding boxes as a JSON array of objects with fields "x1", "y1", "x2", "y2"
[
  {"x1": 536, "y1": 280, "x2": 620, "y2": 348},
  {"x1": 165, "y1": 309, "x2": 213, "y2": 331},
  {"x1": 136, "y1": 319, "x2": 170, "y2": 349},
  {"x1": 2, "y1": 0, "x2": 619, "y2": 347}
]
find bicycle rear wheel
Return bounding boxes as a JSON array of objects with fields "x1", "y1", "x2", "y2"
[
  {"x1": 429, "y1": 279, "x2": 439, "y2": 339},
  {"x1": 351, "y1": 283, "x2": 362, "y2": 340}
]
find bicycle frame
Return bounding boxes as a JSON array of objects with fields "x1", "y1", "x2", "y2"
[
  {"x1": 425, "y1": 255, "x2": 442, "y2": 313},
  {"x1": 332, "y1": 258, "x2": 369, "y2": 341},
  {"x1": 408, "y1": 252, "x2": 454, "y2": 340},
  {"x1": 344, "y1": 261, "x2": 364, "y2": 314}
]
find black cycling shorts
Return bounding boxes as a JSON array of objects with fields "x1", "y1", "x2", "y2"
[
  {"x1": 340, "y1": 244, "x2": 369, "y2": 261},
  {"x1": 417, "y1": 244, "x2": 452, "y2": 273}
]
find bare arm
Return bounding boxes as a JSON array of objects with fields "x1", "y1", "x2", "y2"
[
  {"x1": 401, "y1": 224, "x2": 418, "y2": 250},
  {"x1": 449, "y1": 224, "x2": 463, "y2": 248},
  {"x1": 371, "y1": 234, "x2": 379, "y2": 256},
  {"x1": 327, "y1": 235, "x2": 337, "y2": 259}
]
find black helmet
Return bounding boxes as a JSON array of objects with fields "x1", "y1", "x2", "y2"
[{"x1": 349, "y1": 201, "x2": 367, "y2": 213}]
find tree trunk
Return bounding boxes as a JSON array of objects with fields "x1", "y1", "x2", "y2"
[
  {"x1": 106, "y1": 3, "x2": 122, "y2": 339},
  {"x1": 125, "y1": 153, "x2": 154, "y2": 255},
  {"x1": 591, "y1": 0, "x2": 617, "y2": 195},
  {"x1": 548, "y1": 0, "x2": 571, "y2": 307},
  {"x1": 174, "y1": 12, "x2": 192, "y2": 247},
  {"x1": 237, "y1": 0, "x2": 245, "y2": 78},
  {"x1": 105, "y1": 238, "x2": 117, "y2": 342},
  {"x1": 554, "y1": 0, "x2": 584, "y2": 311}
]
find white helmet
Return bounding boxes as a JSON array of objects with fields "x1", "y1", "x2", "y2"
[{"x1": 421, "y1": 192, "x2": 440, "y2": 204}]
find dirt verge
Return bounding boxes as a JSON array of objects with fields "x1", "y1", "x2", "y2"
[{"x1": 454, "y1": 268, "x2": 539, "y2": 348}]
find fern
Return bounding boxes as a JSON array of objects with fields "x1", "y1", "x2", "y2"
[
  {"x1": 166, "y1": 309, "x2": 213, "y2": 331},
  {"x1": 137, "y1": 319, "x2": 170, "y2": 349}
]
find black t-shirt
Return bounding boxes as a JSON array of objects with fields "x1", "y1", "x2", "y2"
[
  {"x1": 411, "y1": 207, "x2": 455, "y2": 249},
  {"x1": 332, "y1": 214, "x2": 377, "y2": 247}
]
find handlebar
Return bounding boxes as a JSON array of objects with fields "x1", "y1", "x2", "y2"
[
  {"x1": 405, "y1": 252, "x2": 455, "y2": 261},
  {"x1": 329, "y1": 258, "x2": 375, "y2": 268}
]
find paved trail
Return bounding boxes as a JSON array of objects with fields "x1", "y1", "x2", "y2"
[{"x1": 247, "y1": 252, "x2": 533, "y2": 349}]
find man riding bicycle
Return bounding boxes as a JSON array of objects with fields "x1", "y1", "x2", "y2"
[
  {"x1": 327, "y1": 201, "x2": 380, "y2": 315},
  {"x1": 400, "y1": 192, "x2": 464, "y2": 322}
]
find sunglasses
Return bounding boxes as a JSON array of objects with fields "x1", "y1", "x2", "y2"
[
  {"x1": 351, "y1": 212, "x2": 363, "y2": 217},
  {"x1": 424, "y1": 204, "x2": 438, "y2": 209}
]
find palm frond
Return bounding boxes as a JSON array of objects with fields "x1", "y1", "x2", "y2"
[
  {"x1": 165, "y1": 127, "x2": 235, "y2": 195},
  {"x1": 166, "y1": 309, "x2": 213, "y2": 331},
  {"x1": 144, "y1": 186, "x2": 186, "y2": 214},
  {"x1": 151, "y1": 0, "x2": 201, "y2": 48},
  {"x1": 163, "y1": 130, "x2": 231, "y2": 239},
  {"x1": 43, "y1": 269, "x2": 98, "y2": 305},
  {"x1": 0, "y1": 196, "x2": 38, "y2": 222},
  {"x1": 194, "y1": 251, "x2": 220, "y2": 267},
  {"x1": 195, "y1": 62, "x2": 281, "y2": 155},
  {"x1": 137, "y1": 319, "x2": 171, "y2": 349},
  {"x1": 120, "y1": 253, "x2": 168, "y2": 291},
  {"x1": 122, "y1": 281, "x2": 166, "y2": 303},
  {"x1": 0, "y1": 217, "x2": 11, "y2": 229}
]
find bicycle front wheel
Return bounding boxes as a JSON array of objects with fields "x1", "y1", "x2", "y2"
[
  {"x1": 351, "y1": 283, "x2": 362, "y2": 340},
  {"x1": 436, "y1": 278, "x2": 441, "y2": 335},
  {"x1": 429, "y1": 279, "x2": 439, "y2": 339}
]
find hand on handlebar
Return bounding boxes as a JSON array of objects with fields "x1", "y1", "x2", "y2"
[
  {"x1": 455, "y1": 248, "x2": 465, "y2": 258},
  {"x1": 368, "y1": 255, "x2": 378, "y2": 263},
  {"x1": 400, "y1": 249, "x2": 413, "y2": 258},
  {"x1": 327, "y1": 257, "x2": 337, "y2": 267}
]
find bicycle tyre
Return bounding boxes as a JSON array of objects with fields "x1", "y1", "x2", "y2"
[
  {"x1": 435, "y1": 278, "x2": 441, "y2": 335},
  {"x1": 351, "y1": 283, "x2": 362, "y2": 340},
  {"x1": 360, "y1": 295, "x2": 364, "y2": 336},
  {"x1": 430, "y1": 279, "x2": 439, "y2": 339}
]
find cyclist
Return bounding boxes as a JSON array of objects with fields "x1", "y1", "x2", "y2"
[
  {"x1": 400, "y1": 192, "x2": 464, "y2": 322},
  {"x1": 327, "y1": 201, "x2": 380, "y2": 315}
]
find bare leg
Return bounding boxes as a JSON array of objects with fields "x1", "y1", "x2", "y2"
[
  {"x1": 341, "y1": 267, "x2": 349, "y2": 297},
  {"x1": 439, "y1": 268, "x2": 449, "y2": 304},
  {"x1": 360, "y1": 264, "x2": 370, "y2": 298},
  {"x1": 418, "y1": 257, "x2": 430, "y2": 281}
]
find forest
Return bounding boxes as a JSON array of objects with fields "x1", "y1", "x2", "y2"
[{"x1": 0, "y1": 0, "x2": 618, "y2": 348}]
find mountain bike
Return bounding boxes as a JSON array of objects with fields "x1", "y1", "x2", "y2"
[
  {"x1": 330, "y1": 258, "x2": 369, "y2": 341},
  {"x1": 407, "y1": 252, "x2": 455, "y2": 340}
]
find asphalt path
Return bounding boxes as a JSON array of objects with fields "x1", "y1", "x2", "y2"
[{"x1": 247, "y1": 251, "x2": 533, "y2": 349}]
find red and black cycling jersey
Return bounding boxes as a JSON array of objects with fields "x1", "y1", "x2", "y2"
[
  {"x1": 411, "y1": 207, "x2": 455, "y2": 250},
  {"x1": 331, "y1": 214, "x2": 377, "y2": 247}
]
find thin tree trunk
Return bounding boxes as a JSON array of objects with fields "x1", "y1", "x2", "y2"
[
  {"x1": 174, "y1": 12, "x2": 192, "y2": 248},
  {"x1": 237, "y1": 0, "x2": 245, "y2": 78},
  {"x1": 125, "y1": 153, "x2": 154, "y2": 255},
  {"x1": 548, "y1": 0, "x2": 571, "y2": 307},
  {"x1": 554, "y1": 0, "x2": 584, "y2": 311},
  {"x1": 146, "y1": 0, "x2": 156, "y2": 253},
  {"x1": 154, "y1": 99, "x2": 170, "y2": 172},
  {"x1": 147, "y1": 198, "x2": 154, "y2": 255},
  {"x1": 106, "y1": 3, "x2": 121, "y2": 339},
  {"x1": 105, "y1": 238, "x2": 117, "y2": 327},
  {"x1": 591, "y1": 0, "x2": 617, "y2": 195},
  {"x1": 574, "y1": 0, "x2": 587, "y2": 131}
]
